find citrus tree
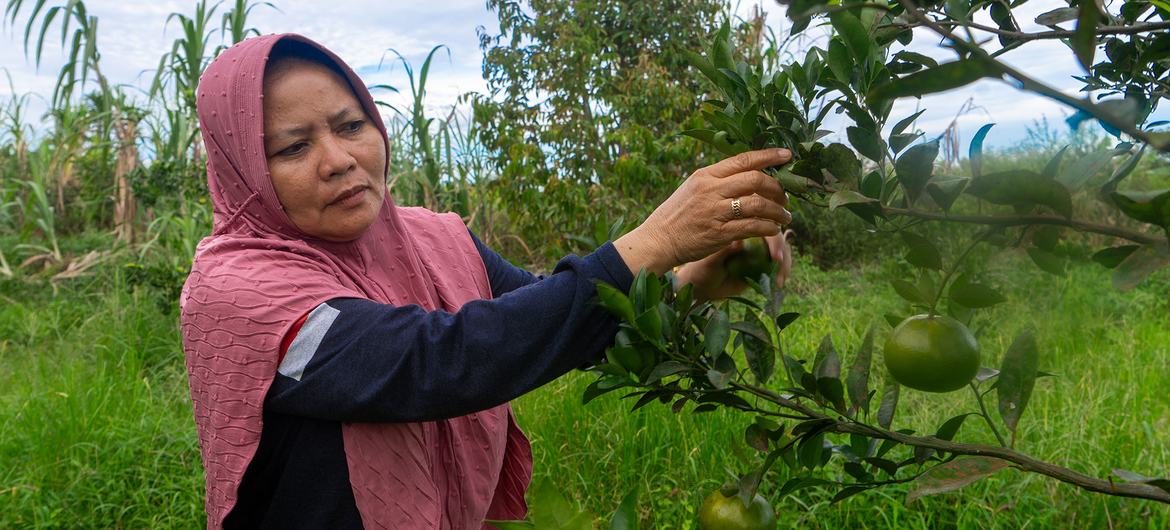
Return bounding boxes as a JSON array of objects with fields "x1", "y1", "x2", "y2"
[{"x1": 498, "y1": 1, "x2": 1170, "y2": 526}]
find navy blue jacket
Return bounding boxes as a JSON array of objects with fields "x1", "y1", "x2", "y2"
[{"x1": 224, "y1": 233, "x2": 634, "y2": 529}]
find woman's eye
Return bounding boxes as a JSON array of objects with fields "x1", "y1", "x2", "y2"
[
  {"x1": 343, "y1": 120, "x2": 364, "y2": 133},
  {"x1": 279, "y1": 142, "x2": 306, "y2": 157}
]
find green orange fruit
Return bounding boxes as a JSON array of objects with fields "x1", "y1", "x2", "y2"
[
  {"x1": 698, "y1": 488, "x2": 777, "y2": 530},
  {"x1": 725, "y1": 238, "x2": 773, "y2": 282},
  {"x1": 883, "y1": 314, "x2": 980, "y2": 393}
]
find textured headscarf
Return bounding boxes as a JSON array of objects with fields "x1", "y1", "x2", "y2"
[{"x1": 179, "y1": 34, "x2": 531, "y2": 529}]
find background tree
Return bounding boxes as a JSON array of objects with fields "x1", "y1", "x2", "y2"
[{"x1": 474, "y1": 0, "x2": 726, "y2": 260}]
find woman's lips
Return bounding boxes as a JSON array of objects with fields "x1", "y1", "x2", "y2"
[{"x1": 330, "y1": 185, "x2": 368, "y2": 208}]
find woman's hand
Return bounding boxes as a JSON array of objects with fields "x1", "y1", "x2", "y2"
[
  {"x1": 614, "y1": 148, "x2": 793, "y2": 275},
  {"x1": 674, "y1": 229, "x2": 794, "y2": 302}
]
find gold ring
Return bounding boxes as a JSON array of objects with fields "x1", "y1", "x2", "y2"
[{"x1": 731, "y1": 198, "x2": 743, "y2": 219}]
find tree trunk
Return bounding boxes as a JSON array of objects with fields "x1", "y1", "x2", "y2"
[{"x1": 113, "y1": 117, "x2": 140, "y2": 243}]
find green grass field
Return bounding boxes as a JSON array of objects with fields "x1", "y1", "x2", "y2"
[{"x1": 1, "y1": 237, "x2": 1167, "y2": 528}]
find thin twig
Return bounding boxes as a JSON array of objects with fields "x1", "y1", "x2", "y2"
[{"x1": 969, "y1": 382, "x2": 1008, "y2": 447}]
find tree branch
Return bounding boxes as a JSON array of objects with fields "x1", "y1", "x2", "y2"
[
  {"x1": 886, "y1": 19, "x2": 1170, "y2": 42},
  {"x1": 880, "y1": 205, "x2": 1161, "y2": 246},
  {"x1": 800, "y1": 180, "x2": 1161, "y2": 246},
  {"x1": 734, "y1": 382, "x2": 1170, "y2": 504},
  {"x1": 893, "y1": 0, "x2": 1169, "y2": 152}
]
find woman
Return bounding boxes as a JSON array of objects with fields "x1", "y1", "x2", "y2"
[{"x1": 181, "y1": 34, "x2": 792, "y2": 529}]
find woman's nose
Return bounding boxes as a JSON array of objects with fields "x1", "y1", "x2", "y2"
[{"x1": 318, "y1": 134, "x2": 357, "y2": 180}]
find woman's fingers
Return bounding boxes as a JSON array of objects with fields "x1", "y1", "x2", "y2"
[
  {"x1": 720, "y1": 195, "x2": 792, "y2": 225},
  {"x1": 719, "y1": 170, "x2": 788, "y2": 206},
  {"x1": 724, "y1": 217, "x2": 785, "y2": 240},
  {"x1": 703, "y1": 148, "x2": 791, "y2": 178}
]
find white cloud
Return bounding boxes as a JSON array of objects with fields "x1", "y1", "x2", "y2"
[{"x1": 1, "y1": 0, "x2": 1165, "y2": 148}]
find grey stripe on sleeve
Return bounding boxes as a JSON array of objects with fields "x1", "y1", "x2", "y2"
[{"x1": 278, "y1": 302, "x2": 341, "y2": 382}]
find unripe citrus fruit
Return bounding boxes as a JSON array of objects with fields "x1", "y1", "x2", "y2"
[
  {"x1": 725, "y1": 238, "x2": 772, "y2": 282},
  {"x1": 698, "y1": 488, "x2": 777, "y2": 530},
  {"x1": 884, "y1": 314, "x2": 980, "y2": 393}
]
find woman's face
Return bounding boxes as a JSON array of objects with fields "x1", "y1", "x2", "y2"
[{"x1": 263, "y1": 58, "x2": 387, "y2": 242}]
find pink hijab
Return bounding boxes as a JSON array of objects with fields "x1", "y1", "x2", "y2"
[{"x1": 179, "y1": 34, "x2": 531, "y2": 529}]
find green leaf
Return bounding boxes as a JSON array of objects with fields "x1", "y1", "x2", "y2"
[
  {"x1": 826, "y1": 37, "x2": 852, "y2": 84},
  {"x1": 896, "y1": 140, "x2": 940, "y2": 204},
  {"x1": 711, "y1": 21, "x2": 734, "y2": 71},
  {"x1": 831, "y1": 485, "x2": 871, "y2": 504},
  {"x1": 877, "y1": 379, "x2": 900, "y2": 429},
  {"x1": 967, "y1": 170, "x2": 1073, "y2": 217},
  {"x1": 891, "y1": 110, "x2": 926, "y2": 136},
  {"x1": 889, "y1": 133, "x2": 921, "y2": 155},
  {"x1": 818, "y1": 376, "x2": 847, "y2": 411},
  {"x1": 1112, "y1": 470, "x2": 1170, "y2": 494},
  {"x1": 707, "y1": 354, "x2": 737, "y2": 390},
  {"x1": 846, "y1": 326, "x2": 875, "y2": 414},
  {"x1": 736, "y1": 318, "x2": 775, "y2": 383},
  {"x1": 893, "y1": 51, "x2": 938, "y2": 69},
  {"x1": 634, "y1": 309, "x2": 663, "y2": 345},
  {"x1": 829, "y1": 190, "x2": 877, "y2": 212},
  {"x1": 847, "y1": 126, "x2": 886, "y2": 162},
  {"x1": 864, "y1": 456, "x2": 900, "y2": 477},
  {"x1": 905, "y1": 457, "x2": 1010, "y2": 504},
  {"x1": 945, "y1": 0, "x2": 970, "y2": 21},
  {"x1": 595, "y1": 281, "x2": 635, "y2": 323},
  {"x1": 861, "y1": 170, "x2": 884, "y2": 199},
  {"x1": 813, "y1": 335, "x2": 841, "y2": 380},
  {"x1": 772, "y1": 308, "x2": 800, "y2": 329},
  {"x1": 935, "y1": 413, "x2": 975, "y2": 441},
  {"x1": 1112, "y1": 244, "x2": 1170, "y2": 291},
  {"x1": 1058, "y1": 146, "x2": 1124, "y2": 190},
  {"x1": 607, "y1": 344, "x2": 641, "y2": 375},
  {"x1": 829, "y1": 190, "x2": 882, "y2": 225},
  {"x1": 745, "y1": 423, "x2": 771, "y2": 452},
  {"x1": 997, "y1": 330, "x2": 1039, "y2": 436},
  {"x1": 1042, "y1": 146, "x2": 1068, "y2": 179},
  {"x1": 969, "y1": 123, "x2": 995, "y2": 178},
  {"x1": 1073, "y1": 1, "x2": 1099, "y2": 72},
  {"x1": 1092, "y1": 245, "x2": 1141, "y2": 269},
  {"x1": 798, "y1": 432, "x2": 826, "y2": 469},
  {"x1": 925, "y1": 176, "x2": 968, "y2": 212},
  {"x1": 829, "y1": 9, "x2": 871, "y2": 62},
  {"x1": 948, "y1": 274, "x2": 1007, "y2": 308},
  {"x1": 523, "y1": 477, "x2": 596, "y2": 529},
  {"x1": 891, "y1": 279, "x2": 931, "y2": 306},
  {"x1": 1111, "y1": 189, "x2": 1170, "y2": 229},
  {"x1": 683, "y1": 51, "x2": 721, "y2": 86},
  {"x1": 777, "y1": 477, "x2": 831, "y2": 497},
  {"x1": 822, "y1": 142, "x2": 861, "y2": 182},
  {"x1": 609, "y1": 487, "x2": 639, "y2": 530},
  {"x1": 1027, "y1": 247, "x2": 1067, "y2": 276},
  {"x1": 704, "y1": 308, "x2": 731, "y2": 358},
  {"x1": 868, "y1": 59, "x2": 1001, "y2": 102},
  {"x1": 1034, "y1": 7, "x2": 1079, "y2": 25},
  {"x1": 645, "y1": 361, "x2": 689, "y2": 385},
  {"x1": 901, "y1": 232, "x2": 943, "y2": 271}
]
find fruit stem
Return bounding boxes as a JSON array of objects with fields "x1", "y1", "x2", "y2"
[{"x1": 969, "y1": 382, "x2": 1009, "y2": 448}]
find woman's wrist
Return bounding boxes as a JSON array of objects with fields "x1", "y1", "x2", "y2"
[{"x1": 613, "y1": 230, "x2": 673, "y2": 276}]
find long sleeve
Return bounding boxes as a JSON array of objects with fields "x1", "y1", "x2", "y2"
[
  {"x1": 264, "y1": 241, "x2": 634, "y2": 423},
  {"x1": 468, "y1": 229, "x2": 545, "y2": 297}
]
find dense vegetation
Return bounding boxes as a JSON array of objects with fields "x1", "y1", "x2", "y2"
[{"x1": 1, "y1": 0, "x2": 1168, "y2": 527}]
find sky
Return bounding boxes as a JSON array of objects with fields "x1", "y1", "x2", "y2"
[{"x1": 1, "y1": 0, "x2": 1163, "y2": 151}]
